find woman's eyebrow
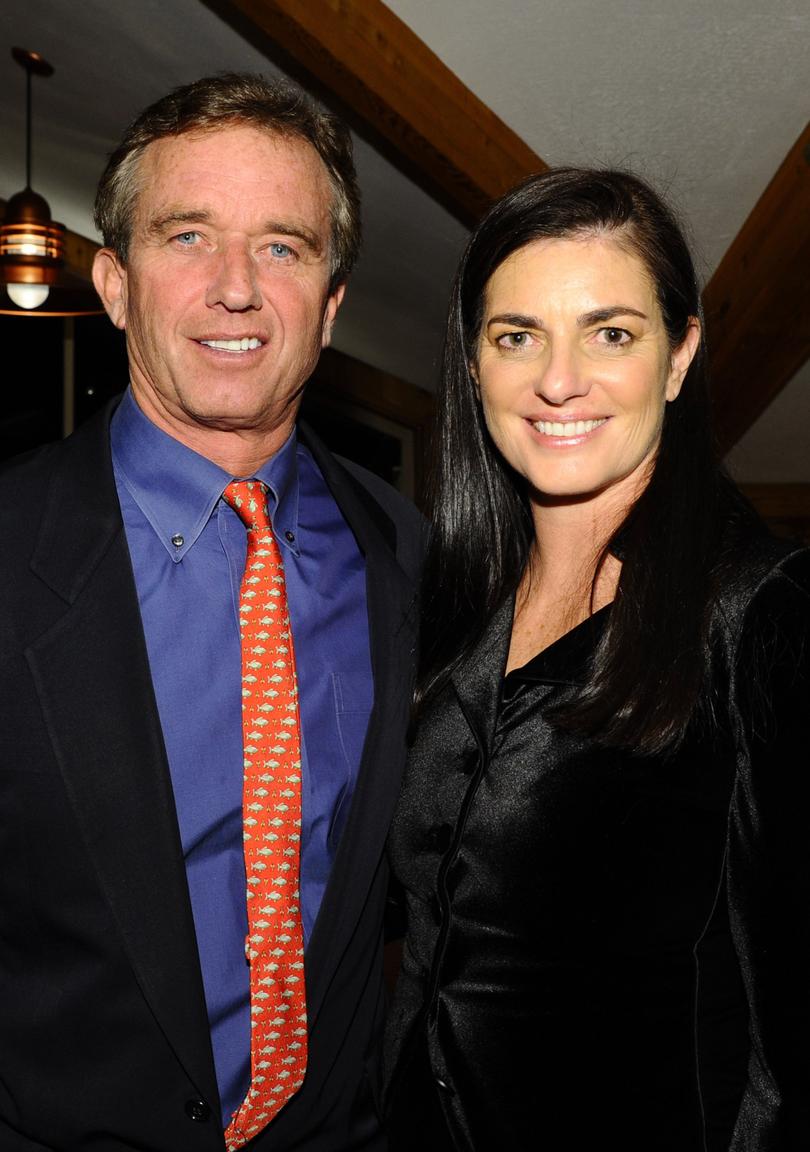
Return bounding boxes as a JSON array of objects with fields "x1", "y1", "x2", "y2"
[
  {"x1": 486, "y1": 312, "x2": 541, "y2": 328},
  {"x1": 577, "y1": 306, "x2": 649, "y2": 326},
  {"x1": 485, "y1": 306, "x2": 649, "y2": 330}
]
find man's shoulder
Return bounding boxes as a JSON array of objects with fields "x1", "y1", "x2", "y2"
[
  {"x1": 337, "y1": 455, "x2": 423, "y2": 533},
  {"x1": 330, "y1": 453, "x2": 425, "y2": 582},
  {"x1": 0, "y1": 404, "x2": 115, "y2": 535},
  {"x1": 0, "y1": 439, "x2": 60, "y2": 514},
  {"x1": 299, "y1": 423, "x2": 426, "y2": 579}
]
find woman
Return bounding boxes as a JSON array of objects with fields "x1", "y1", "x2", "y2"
[{"x1": 383, "y1": 169, "x2": 810, "y2": 1151}]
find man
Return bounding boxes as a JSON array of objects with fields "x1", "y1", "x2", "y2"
[{"x1": 0, "y1": 74, "x2": 421, "y2": 1151}]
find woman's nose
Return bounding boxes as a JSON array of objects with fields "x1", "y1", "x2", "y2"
[{"x1": 533, "y1": 340, "x2": 591, "y2": 404}]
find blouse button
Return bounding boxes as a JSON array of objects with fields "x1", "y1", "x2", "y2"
[{"x1": 426, "y1": 823, "x2": 453, "y2": 853}]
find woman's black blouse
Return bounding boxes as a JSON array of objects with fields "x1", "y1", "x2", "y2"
[{"x1": 384, "y1": 544, "x2": 810, "y2": 1151}]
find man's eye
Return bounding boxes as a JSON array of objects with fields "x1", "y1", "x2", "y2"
[
  {"x1": 174, "y1": 231, "x2": 200, "y2": 245},
  {"x1": 270, "y1": 242, "x2": 294, "y2": 259}
]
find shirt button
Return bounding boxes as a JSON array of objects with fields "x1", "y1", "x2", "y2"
[
  {"x1": 184, "y1": 1098, "x2": 211, "y2": 1122},
  {"x1": 171, "y1": 534, "x2": 184, "y2": 548},
  {"x1": 435, "y1": 1076, "x2": 455, "y2": 1096},
  {"x1": 285, "y1": 530, "x2": 296, "y2": 543}
]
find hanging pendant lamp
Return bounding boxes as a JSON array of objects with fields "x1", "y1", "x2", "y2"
[{"x1": 0, "y1": 47, "x2": 104, "y2": 317}]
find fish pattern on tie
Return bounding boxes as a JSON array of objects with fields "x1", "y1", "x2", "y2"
[{"x1": 222, "y1": 479, "x2": 307, "y2": 1149}]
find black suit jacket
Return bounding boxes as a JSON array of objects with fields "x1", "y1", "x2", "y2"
[{"x1": 0, "y1": 400, "x2": 423, "y2": 1152}]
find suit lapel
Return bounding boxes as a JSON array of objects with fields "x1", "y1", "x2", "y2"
[
  {"x1": 300, "y1": 431, "x2": 417, "y2": 1025},
  {"x1": 26, "y1": 406, "x2": 219, "y2": 1108}
]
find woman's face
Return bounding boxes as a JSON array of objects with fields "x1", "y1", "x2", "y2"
[{"x1": 475, "y1": 233, "x2": 698, "y2": 509}]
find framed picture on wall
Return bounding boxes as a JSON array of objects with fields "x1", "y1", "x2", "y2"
[{"x1": 302, "y1": 347, "x2": 434, "y2": 507}]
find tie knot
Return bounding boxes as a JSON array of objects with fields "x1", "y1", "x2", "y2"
[{"x1": 223, "y1": 479, "x2": 272, "y2": 532}]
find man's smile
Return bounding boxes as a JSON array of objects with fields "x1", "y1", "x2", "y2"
[{"x1": 198, "y1": 336, "x2": 265, "y2": 353}]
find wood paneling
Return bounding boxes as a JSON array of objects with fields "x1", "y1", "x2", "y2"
[
  {"x1": 739, "y1": 482, "x2": 810, "y2": 543},
  {"x1": 307, "y1": 345, "x2": 434, "y2": 504},
  {"x1": 62, "y1": 227, "x2": 99, "y2": 281}
]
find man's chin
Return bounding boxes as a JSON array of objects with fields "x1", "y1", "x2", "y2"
[{"x1": 175, "y1": 394, "x2": 301, "y2": 444}]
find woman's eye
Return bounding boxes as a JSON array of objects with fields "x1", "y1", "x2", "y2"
[
  {"x1": 497, "y1": 331, "x2": 533, "y2": 350},
  {"x1": 598, "y1": 327, "x2": 632, "y2": 346}
]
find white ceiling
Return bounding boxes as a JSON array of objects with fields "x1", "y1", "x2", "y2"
[{"x1": 1, "y1": 0, "x2": 808, "y2": 480}]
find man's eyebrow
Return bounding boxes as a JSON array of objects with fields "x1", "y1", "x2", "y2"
[
  {"x1": 262, "y1": 220, "x2": 324, "y2": 255},
  {"x1": 146, "y1": 209, "x2": 214, "y2": 237},
  {"x1": 145, "y1": 210, "x2": 325, "y2": 255}
]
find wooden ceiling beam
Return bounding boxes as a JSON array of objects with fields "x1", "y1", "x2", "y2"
[
  {"x1": 201, "y1": 0, "x2": 546, "y2": 226},
  {"x1": 704, "y1": 121, "x2": 810, "y2": 453}
]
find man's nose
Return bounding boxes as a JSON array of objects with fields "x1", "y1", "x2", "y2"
[
  {"x1": 534, "y1": 340, "x2": 591, "y2": 405},
  {"x1": 206, "y1": 240, "x2": 262, "y2": 311}
]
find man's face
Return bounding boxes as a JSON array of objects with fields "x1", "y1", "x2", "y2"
[{"x1": 94, "y1": 124, "x2": 344, "y2": 453}]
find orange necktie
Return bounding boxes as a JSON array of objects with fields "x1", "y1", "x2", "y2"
[{"x1": 222, "y1": 479, "x2": 307, "y2": 1149}]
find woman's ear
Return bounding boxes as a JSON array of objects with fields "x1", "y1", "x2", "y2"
[
  {"x1": 469, "y1": 360, "x2": 480, "y2": 399},
  {"x1": 665, "y1": 318, "x2": 701, "y2": 402}
]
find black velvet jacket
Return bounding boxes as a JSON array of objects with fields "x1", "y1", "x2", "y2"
[{"x1": 384, "y1": 541, "x2": 810, "y2": 1151}]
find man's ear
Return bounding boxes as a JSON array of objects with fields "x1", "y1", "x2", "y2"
[
  {"x1": 321, "y1": 282, "x2": 346, "y2": 348},
  {"x1": 665, "y1": 318, "x2": 701, "y2": 402},
  {"x1": 92, "y1": 248, "x2": 129, "y2": 331}
]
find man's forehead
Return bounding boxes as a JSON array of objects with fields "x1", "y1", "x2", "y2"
[
  {"x1": 140, "y1": 123, "x2": 326, "y2": 177},
  {"x1": 132, "y1": 124, "x2": 333, "y2": 230}
]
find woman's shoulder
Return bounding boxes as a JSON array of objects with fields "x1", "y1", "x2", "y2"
[
  {"x1": 719, "y1": 533, "x2": 810, "y2": 612},
  {"x1": 714, "y1": 533, "x2": 810, "y2": 706}
]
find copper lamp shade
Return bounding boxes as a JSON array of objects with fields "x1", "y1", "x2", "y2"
[{"x1": 0, "y1": 48, "x2": 104, "y2": 317}]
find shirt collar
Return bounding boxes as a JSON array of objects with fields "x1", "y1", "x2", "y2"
[{"x1": 110, "y1": 388, "x2": 301, "y2": 563}]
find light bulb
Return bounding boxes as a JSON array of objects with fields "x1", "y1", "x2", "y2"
[{"x1": 7, "y1": 282, "x2": 50, "y2": 309}]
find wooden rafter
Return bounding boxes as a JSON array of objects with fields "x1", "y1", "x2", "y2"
[
  {"x1": 201, "y1": 0, "x2": 546, "y2": 225},
  {"x1": 704, "y1": 121, "x2": 810, "y2": 453}
]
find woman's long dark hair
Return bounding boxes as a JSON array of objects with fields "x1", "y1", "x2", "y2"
[{"x1": 416, "y1": 168, "x2": 760, "y2": 754}]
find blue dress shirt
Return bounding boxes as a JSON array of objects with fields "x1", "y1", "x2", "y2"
[{"x1": 110, "y1": 390, "x2": 372, "y2": 1125}]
